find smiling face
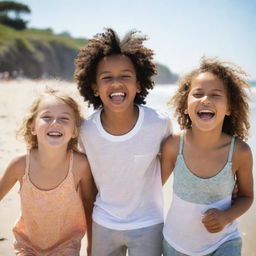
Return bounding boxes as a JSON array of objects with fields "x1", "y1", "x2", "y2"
[
  {"x1": 93, "y1": 54, "x2": 140, "y2": 114},
  {"x1": 30, "y1": 96, "x2": 77, "y2": 149},
  {"x1": 186, "y1": 72, "x2": 230, "y2": 132}
]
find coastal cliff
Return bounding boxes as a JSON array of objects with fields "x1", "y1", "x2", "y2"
[{"x1": 0, "y1": 25, "x2": 178, "y2": 83}]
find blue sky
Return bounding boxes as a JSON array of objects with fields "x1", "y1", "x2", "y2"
[{"x1": 20, "y1": 0, "x2": 256, "y2": 79}]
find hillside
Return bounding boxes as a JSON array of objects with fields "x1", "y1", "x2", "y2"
[
  {"x1": 0, "y1": 24, "x2": 178, "y2": 83},
  {"x1": 0, "y1": 24, "x2": 86, "y2": 80}
]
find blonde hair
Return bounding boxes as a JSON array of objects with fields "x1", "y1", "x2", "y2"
[
  {"x1": 17, "y1": 87, "x2": 83, "y2": 151},
  {"x1": 171, "y1": 57, "x2": 250, "y2": 140}
]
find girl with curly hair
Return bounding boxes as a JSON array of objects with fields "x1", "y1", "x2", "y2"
[
  {"x1": 75, "y1": 28, "x2": 172, "y2": 256},
  {"x1": 161, "y1": 57, "x2": 254, "y2": 256}
]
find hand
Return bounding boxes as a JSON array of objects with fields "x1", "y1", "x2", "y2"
[{"x1": 201, "y1": 208, "x2": 229, "y2": 233}]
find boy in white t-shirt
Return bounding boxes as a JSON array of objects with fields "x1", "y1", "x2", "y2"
[{"x1": 74, "y1": 28, "x2": 172, "y2": 256}]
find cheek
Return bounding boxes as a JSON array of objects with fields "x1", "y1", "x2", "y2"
[{"x1": 187, "y1": 98, "x2": 196, "y2": 109}]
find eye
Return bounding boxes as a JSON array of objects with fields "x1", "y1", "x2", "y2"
[
  {"x1": 193, "y1": 93, "x2": 203, "y2": 98},
  {"x1": 60, "y1": 117, "x2": 70, "y2": 122},
  {"x1": 211, "y1": 94, "x2": 221, "y2": 97},
  {"x1": 102, "y1": 76, "x2": 112, "y2": 80},
  {"x1": 42, "y1": 116, "x2": 51, "y2": 120},
  {"x1": 122, "y1": 75, "x2": 131, "y2": 79}
]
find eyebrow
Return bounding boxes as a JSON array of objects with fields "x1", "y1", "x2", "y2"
[
  {"x1": 98, "y1": 69, "x2": 134, "y2": 76},
  {"x1": 61, "y1": 112, "x2": 72, "y2": 115},
  {"x1": 193, "y1": 88, "x2": 224, "y2": 92},
  {"x1": 40, "y1": 111, "x2": 72, "y2": 115}
]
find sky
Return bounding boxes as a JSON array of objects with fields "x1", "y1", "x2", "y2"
[{"x1": 18, "y1": 0, "x2": 256, "y2": 79}]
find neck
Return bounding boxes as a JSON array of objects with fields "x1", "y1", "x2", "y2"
[
  {"x1": 186, "y1": 128, "x2": 223, "y2": 150},
  {"x1": 35, "y1": 145, "x2": 69, "y2": 169},
  {"x1": 101, "y1": 105, "x2": 139, "y2": 135}
]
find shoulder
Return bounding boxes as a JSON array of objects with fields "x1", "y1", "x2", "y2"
[
  {"x1": 72, "y1": 152, "x2": 92, "y2": 181},
  {"x1": 5, "y1": 153, "x2": 26, "y2": 180},
  {"x1": 233, "y1": 138, "x2": 252, "y2": 169},
  {"x1": 141, "y1": 105, "x2": 170, "y2": 121},
  {"x1": 162, "y1": 133, "x2": 180, "y2": 156},
  {"x1": 82, "y1": 110, "x2": 101, "y2": 125},
  {"x1": 80, "y1": 110, "x2": 101, "y2": 135},
  {"x1": 234, "y1": 138, "x2": 252, "y2": 157},
  {"x1": 163, "y1": 133, "x2": 180, "y2": 147},
  {"x1": 141, "y1": 105, "x2": 172, "y2": 134},
  {"x1": 73, "y1": 151, "x2": 90, "y2": 170}
]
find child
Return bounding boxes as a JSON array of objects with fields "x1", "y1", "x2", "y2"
[
  {"x1": 0, "y1": 87, "x2": 96, "y2": 256},
  {"x1": 161, "y1": 58, "x2": 254, "y2": 256},
  {"x1": 74, "y1": 28, "x2": 172, "y2": 256}
]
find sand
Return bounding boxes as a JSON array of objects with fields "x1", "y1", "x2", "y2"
[{"x1": 0, "y1": 80, "x2": 255, "y2": 256}]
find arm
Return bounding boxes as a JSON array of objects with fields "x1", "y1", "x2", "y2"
[
  {"x1": 0, "y1": 155, "x2": 25, "y2": 201},
  {"x1": 160, "y1": 134, "x2": 179, "y2": 185},
  {"x1": 202, "y1": 141, "x2": 254, "y2": 233},
  {"x1": 79, "y1": 155, "x2": 97, "y2": 256}
]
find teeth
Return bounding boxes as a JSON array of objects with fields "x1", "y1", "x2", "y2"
[
  {"x1": 47, "y1": 132, "x2": 62, "y2": 136},
  {"x1": 110, "y1": 92, "x2": 125, "y2": 97},
  {"x1": 198, "y1": 110, "x2": 214, "y2": 114}
]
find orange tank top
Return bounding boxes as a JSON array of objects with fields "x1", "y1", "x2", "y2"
[{"x1": 13, "y1": 151, "x2": 86, "y2": 256}]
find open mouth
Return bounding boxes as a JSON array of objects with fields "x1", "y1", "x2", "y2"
[
  {"x1": 109, "y1": 92, "x2": 126, "y2": 104},
  {"x1": 47, "y1": 131, "x2": 63, "y2": 137},
  {"x1": 197, "y1": 110, "x2": 215, "y2": 120}
]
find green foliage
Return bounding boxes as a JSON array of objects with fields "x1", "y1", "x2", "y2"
[
  {"x1": 0, "y1": 15, "x2": 27, "y2": 29},
  {"x1": 0, "y1": 1, "x2": 30, "y2": 29},
  {"x1": 0, "y1": 24, "x2": 88, "y2": 79},
  {"x1": 0, "y1": 24, "x2": 87, "y2": 51},
  {"x1": 0, "y1": 1, "x2": 30, "y2": 14}
]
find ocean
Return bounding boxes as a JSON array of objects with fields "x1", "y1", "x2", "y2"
[{"x1": 146, "y1": 84, "x2": 256, "y2": 256}]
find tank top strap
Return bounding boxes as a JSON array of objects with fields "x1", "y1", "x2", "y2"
[
  {"x1": 68, "y1": 150, "x2": 74, "y2": 173},
  {"x1": 227, "y1": 136, "x2": 236, "y2": 163},
  {"x1": 24, "y1": 151, "x2": 30, "y2": 176},
  {"x1": 178, "y1": 134, "x2": 184, "y2": 155},
  {"x1": 65, "y1": 150, "x2": 74, "y2": 183}
]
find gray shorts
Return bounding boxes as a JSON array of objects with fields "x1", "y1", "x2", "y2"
[
  {"x1": 92, "y1": 221, "x2": 164, "y2": 256},
  {"x1": 162, "y1": 237, "x2": 242, "y2": 256}
]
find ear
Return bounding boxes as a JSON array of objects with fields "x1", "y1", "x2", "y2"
[
  {"x1": 72, "y1": 127, "x2": 78, "y2": 139},
  {"x1": 30, "y1": 123, "x2": 36, "y2": 136},
  {"x1": 92, "y1": 83, "x2": 99, "y2": 96},
  {"x1": 184, "y1": 108, "x2": 188, "y2": 115},
  {"x1": 136, "y1": 81, "x2": 141, "y2": 93},
  {"x1": 226, "y1": 108, "x2": 231, "y2": 116}
]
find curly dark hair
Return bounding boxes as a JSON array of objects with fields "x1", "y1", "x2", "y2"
[
  {"x1": 74, "y1": 28, "x2": 157, "y2": 109},
  {"x1": 171, "y1": 57, "x2": 250, "y2": 140}
]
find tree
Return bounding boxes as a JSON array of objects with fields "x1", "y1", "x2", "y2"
[{"x1": 0, "y1": 1, "x2": 31, "y2": 30}]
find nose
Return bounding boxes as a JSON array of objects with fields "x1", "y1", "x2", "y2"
[
  {"x1": 111, "y1": 77, "x2": 123, "y2": 87},
  {"x1": 51, "y1": 118, "x2": 60, "y2": 126},
  {"x1": 201, "y1": 95, "x2": 211, "y2": 104}
]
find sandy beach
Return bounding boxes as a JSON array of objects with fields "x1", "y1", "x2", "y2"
[{"x1": 0, "y1": 80, "x2": 255, "y2": 256}]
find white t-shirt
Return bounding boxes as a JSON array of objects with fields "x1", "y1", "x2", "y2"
[{"x1": 80, "y1": 105, "x2": 172, "y2": 230}]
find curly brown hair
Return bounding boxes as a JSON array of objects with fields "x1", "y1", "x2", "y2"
[
  {"x1": 17, "y1": 87, "x2": 83, "y2": 151},
  {"x1": 171, "y1": 57, "x2": 250, "y2": 140},
  {"x1": 74, "y1": 28, "x2": 157, "y2": 109}
]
